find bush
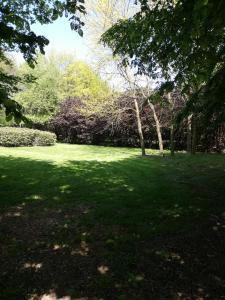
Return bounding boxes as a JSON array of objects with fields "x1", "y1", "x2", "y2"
[
  {"x1": 0, "y1": 127, "x2": 56, "y2": 147},
  {"x1": 33, "y1": 130, "x2": 56, "y2": 146}
]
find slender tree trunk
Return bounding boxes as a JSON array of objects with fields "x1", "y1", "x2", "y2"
[
  {"x1": 187, "y1": 114, "x2": 192, "y2": 153},
  {"x1": 134, "y1": 98, "x2": 146, "y2": 156},
  {"x1": 191, "y1": 114, "x2": 197, "y2": 154},
  {"x1": 168, "y1": 92, "x2": 175, "y2": 156},
  {"x1": 170, "y1": 124, "x2": 175, "y2": 156},
  {"x1": 148, "y1": 100, "x2": 164, "y2": 155}
]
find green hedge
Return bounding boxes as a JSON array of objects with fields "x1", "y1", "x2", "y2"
[{"x1": 0, "y1": 127, "x2": 56, "y2": 147}]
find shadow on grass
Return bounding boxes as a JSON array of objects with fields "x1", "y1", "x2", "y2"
[{"x1": 0, "y1": 154, "x2": 225, "y2": 299}]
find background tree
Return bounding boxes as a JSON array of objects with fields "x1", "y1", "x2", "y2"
[
  {"x1": 101, "y1": 0, "x2": 225, "y2": 138},
  {"x1": 61, "y1": 60, "x2": 110, "y2": 115},
  {"x1": 15, "y1": 53, "x2": 66, "y2": 122},
  {"x1": 14, "y1": 52, "x2": 111, "y2": 123},
  {"x1": 84, "y1": 0, "x2": 138, "y2": 88}
]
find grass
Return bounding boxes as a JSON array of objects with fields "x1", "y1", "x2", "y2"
[{"x1": 0, "y1": 143, "x2": 225, "y2": 299}]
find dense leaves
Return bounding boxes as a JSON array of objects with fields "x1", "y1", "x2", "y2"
[
  {"x1": 0, "y1": 0, "x2": 86, "y2": 120},
  {"x1": 0, "y1": 0, "x2": 85, "y2": 63},
  {"x1": 61, "y1": 61, "x2": 110, "y2": 112},
  {"x1": 14, "y1": 54, "x2": 110, "y2": 123},
  {"x1": 48, "y1": 94, "x2": 225, "y2": 151},
  {"x1": 15, "y1": 54, "x2": 66, "y2": 122},
  {"x1": 101, "y1": 0, "x2": 225, "y2": 124},
  {"x1": 0, "y1": 127, "x2": 56, "y2": 146},
  {"x1": 49, "y1": 96, "x2": 179, "y2": 148}
]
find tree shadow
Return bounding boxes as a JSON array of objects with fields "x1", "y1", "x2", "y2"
[{"x1": 0, "y1": 154, "x2": 225, "y2": 299}]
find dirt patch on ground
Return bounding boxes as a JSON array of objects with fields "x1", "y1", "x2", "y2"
[{"x1": 0, "y1": 204, "x2": 225, "y2": 300}]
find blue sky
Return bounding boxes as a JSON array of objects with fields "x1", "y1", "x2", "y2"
[{"x1": 14, "y1": 17, "x2": 91, "y2": 64}]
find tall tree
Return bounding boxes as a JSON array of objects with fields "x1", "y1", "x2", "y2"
[
  {"x1": 62, "y1": 61, "x2": 110, "y2": 102},
  {"x1": 101, "y1": 0, "x2": 225, "y2": 126},
  {"x1": 84, "y1": 0, "x2": 137, "y2": 87},
  {"x1": 15, "y1": 53, "x2": 69, "y2": 122},
  {"x1": 0, "y1": 54, "x2": 22, "y2": 122},
  {"x1": 0, "y1": 0, "x2": 86, "y2": 120},
  {"x1": 15, "y1": 53, "x2": 111, "y2": 122}
]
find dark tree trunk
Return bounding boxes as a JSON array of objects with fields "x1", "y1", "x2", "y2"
[
  {"x1": 191, "y1": 114, "x2": 197, "y2": 154},
  {"x1": 168, "y1": 93, "x2": 175, "y2": 156},
  {"x1": 187, "y1": 114, "x2": 192, "y2": 153},
  {"x1": 170, "y1": 124, "x2": 175, "y2": 156}
]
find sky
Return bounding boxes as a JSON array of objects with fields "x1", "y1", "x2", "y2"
[
  {"x1": 12, "y1": 16, "x2": 128, "y2": 89},
  {"x1": 12, "y1": 8, "x2": 154, "y2": 90},
  {"x1": 14, "y1": 17, "x2": 92, "y2": 65}
]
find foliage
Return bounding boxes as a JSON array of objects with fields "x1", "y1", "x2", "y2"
[
  {"x1": 0, "y1": 0, "x2": 86, "y2": 120},
  {"x1": 50, "y1": 96, "x2": 178, "y2": 148},
  {"x1": 0, "y1": 54, "x2": 26, "y2": 122},
  {"x1": 0, "y1": 127, "x2": 56, "y2": 146},
  {"x1": 101, "y1": 0, "x2": 225, "y2": 124},
  {"x1": 0, "y1": 0, "x2": 85, "y2": 64},
  {"x1": 14, "y1": 53, "x2": 111, "y2": 122},
  {"x1": 84, "y1": 0, "x2": 137, "y2": 86},
  {"x1": 15, "y1": 53, "x2": 66, "y2": 121},
  {"x1": 50, "y1": 97, "x2": 109, "y2": 145},
  {"x1": 48, "y1": 93, "x2": 225, "y2": 151},
  {"x1": 61, "y1": 61, "x2": 110, "y2": 114}
]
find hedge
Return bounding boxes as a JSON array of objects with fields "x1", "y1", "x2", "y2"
[{"x1": 0, "y1": 127, "x2": 56, "y2": 147}]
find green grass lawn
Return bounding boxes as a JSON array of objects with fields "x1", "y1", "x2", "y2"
[{"x1": 0, "y1": 144, "x2": 225, "y2": 300}]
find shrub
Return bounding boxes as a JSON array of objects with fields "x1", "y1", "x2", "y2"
[
  {"x1": 0, "y1": 127, "x2": 56, "y2": 147},
  {"x1": 33, "y1": 130, "x2": 56, "y2": 146}
]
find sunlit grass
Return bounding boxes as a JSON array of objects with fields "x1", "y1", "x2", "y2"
[
  {"x1": 0, "y1": 143, "x2": 225, "y2": 299},
  {"x1": 0, "y1": 143, "x2": 164, "y2": 163},
  {"x1": 0, "y1": 143, "x2": 224, "y2": 233}
]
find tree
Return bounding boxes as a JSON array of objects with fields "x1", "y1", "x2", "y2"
[
  {"x1": 147, "y1": 100, "x2": 163, "y2": 155},
  {"x1": 14, "y1": 53, "x2": 67, "y2": 122},
  {"x1": 84, "y1": 1, "x2": 151, "y2": 156},
  {"x1": 101, "y1": 0, "x2": 225, "y2": 127},
  {"x1": 15, "y1": 53, "x2": 111, "y2": 122},
  {"x1": 0, "y1": 53, "x2": 25, "y2": 122},
  {"x1": 84, "y1": 0, "x2": 138, "y2": 88},
  {"x1": 61, "y1": 61, "x2": 110, "y2": 115},
  {"x1": 0, "y1": 0, "x2": 86, "y2": 120}
]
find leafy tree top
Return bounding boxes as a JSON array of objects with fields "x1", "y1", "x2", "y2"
[
  {"x1": 101, "y1": 0, "x2": 225, "y2": 123},
  {"x1": 0, "y1": 0, "x2": 85, "y2": 65},
  {"x1": 0, "y1": 0, "x2": 86, "y2": 121},
  {"x1": 102, "y1": 0, "x2": 225, "y2": 88}
]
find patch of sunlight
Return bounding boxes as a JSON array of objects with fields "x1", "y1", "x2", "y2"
[
  {"x1": 1, "y1": 175, "x2": 7, "y2": 179},
  {"x1": 59, "y1": 184, "x2": 71, "y2": 193},
  {"x1": 6, "y1": 211, "x2": 22, "y2": 217},
  {"x1": 128, "y1": 273, "x2": 145, "y2": 283},
  {"x1": 23, "y1": 262, "x2": 42, "y2": 270},
  {"x1": 0, "y1": 143, "x2": 162, "y2": 165},
  {"x1": 26, "y1": 194, "x2": 43, "y2": 200},
  {"x1": 97, "y1": 265, "x2": 109, "y2": 274},
  {"x1": 39, "y1": 292, "x2": 71, "y2": 300},
  {"x1": 123, "y1": 184, "x2": 134, "y2": 191},
  {"x1": 53, "y1": 244, "x2": 68, "y2": 250}
]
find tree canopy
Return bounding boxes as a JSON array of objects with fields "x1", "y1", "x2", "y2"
[
  {"x1": 15, "y1": 54, "x2": 64, "y2": 122},
  {"x1": 14, "y1": 53, "x2": 110, "y2": 122},
  {"x1": 101, "y1": 0, "x2": 225, "y2": 124},
  {"x1": 0, "y1": 0, "x2": 86, "y2": 120},
  {"x1": 62, "y1": 61, "x2": 109, "y2": 99}
]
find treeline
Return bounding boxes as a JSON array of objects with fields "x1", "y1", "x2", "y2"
[
  {"x1": 1, "y1": 1, "x2": 225, "y2": 155},
  {"x1": 37, "y1": 97, "x2": 225, "y2": 153},
  {"x1": 1, "y1": 53, "x2": 224, "y2": 154}
]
